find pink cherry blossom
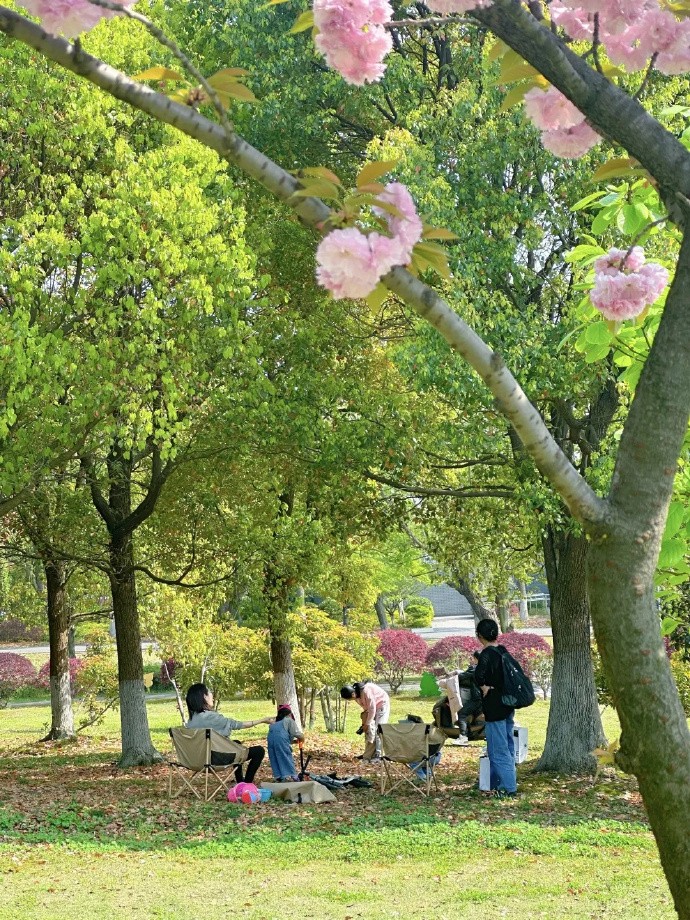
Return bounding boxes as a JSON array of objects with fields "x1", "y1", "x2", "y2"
[
  {"x1": 425, "y1": 0, "x2": 490, "y2": 13},
  {"x1": 549, "y1": 2, "x2": 594, "y2": 41},
  {"x1": 590, "y1": 247, "x2": 669, "y2": 321},
  {"x1": 374, "y1": 182, "x2": 423, "y2": 263},
  {"x1": 541, "y1": 121, "x2": 601, "y2": 158},
  {"x1": 22, "y1": 0, "x2": 135, "y2": 37},
  {"x1": 524, "y1": 86, "x2": 585, "y2": 131},
  {"x1": 316, "y1": 227, "x2": 398, "y2": 299},
  {"x1": 313, "y1": 0, "x2": 394, "y2": 85},
  {"x1": 570, "y1": 0, "x2": 653, "y2": 36}
]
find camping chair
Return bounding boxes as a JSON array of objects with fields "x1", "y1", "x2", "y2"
[
  {"x1": 378, "y1": 722, "x2": 446, "y2": 797},
  {"x1": 167, "y1": 728, "x2": 249, "y2": 801}
]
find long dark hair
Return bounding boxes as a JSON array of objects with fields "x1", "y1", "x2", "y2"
[{"x1": 186, "y1": 683, "x2": 211, "y2": 719}]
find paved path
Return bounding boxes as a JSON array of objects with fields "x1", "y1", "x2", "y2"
[{"x1": 412, "y1": 616, "x2": 552, "y2": 640}]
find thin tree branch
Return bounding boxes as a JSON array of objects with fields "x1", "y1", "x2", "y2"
[{"x1": 0, "y1": 6, "x2": 608, "y2": 529}]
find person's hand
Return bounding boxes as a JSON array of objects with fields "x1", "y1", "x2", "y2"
[
  {"x1": 264, "y1": 716, "x2": 275, "y2": 724},
  {"x1": 480, "y1": 684, "x2": 492, "y2": 697}
]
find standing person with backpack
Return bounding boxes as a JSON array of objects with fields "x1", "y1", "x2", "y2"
[{"x1": 474, "y1": 619, "x2": 518, "y2": 797}]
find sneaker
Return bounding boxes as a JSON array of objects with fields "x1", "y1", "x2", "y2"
[{"x1": 491, "y1": 789, "x2": 517, "y2": 799}]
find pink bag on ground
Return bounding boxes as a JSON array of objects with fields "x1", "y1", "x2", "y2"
[{"x1": 227, "y1": 782, "x2": 260, "y2": 804}]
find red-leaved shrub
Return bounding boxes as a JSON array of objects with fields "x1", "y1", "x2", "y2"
[
  {"x1": 0, "y1": 652, "x2": 38, "y2": 705},
  {"x1": 376, "y1": 629, "x2": 428, "y2": 693},
  {"x1": 36, "y1": 658, "x2": 84, "y2": 690},
  {"x1": 0, "y1": 618, "x2": 44, "y2": 643},
  {"x1": 426, "y1": 636, "x2": 481, "y2": 674}
]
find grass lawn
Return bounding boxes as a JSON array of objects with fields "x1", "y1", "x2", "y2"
[{"x1": 0, "y1": 697, "x2": 675, "y2": 920}]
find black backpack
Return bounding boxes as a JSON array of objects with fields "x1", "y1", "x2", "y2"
[{"x1": 497, "y1": 648, "x2": 535, "y2": 709}]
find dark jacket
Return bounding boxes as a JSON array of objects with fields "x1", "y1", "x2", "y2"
[{"x1": 474, "y1": 645, "x2": 514, "y2": 722}]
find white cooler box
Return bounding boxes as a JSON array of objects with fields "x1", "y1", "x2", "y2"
[{"x1": 513, "y1": 725, "x2": 528, "y2": 764}]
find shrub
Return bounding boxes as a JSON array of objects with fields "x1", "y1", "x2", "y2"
[
  {"x1": 376, "y1": 629, "x2": 428, "y2": 693},
  {"x1": 523, "y1": 649, "x2": 553, "y2": 698},
  {"x1": 499, "y1": 632, "x2": 551, "y2": 674},
  {"x1": 0, "y1": 618, "x2": 44, "y2": 643},
  {"x1": 0, "y1": 652, "x2": 38, "y2": 706},
  {"x1": 402, "y1": 598, "x2": 434, "y2": 628},
  {"x1": 36, "y1": 658, "x2": 84, "y2": 691},
  {"x1": 153, "y1": 658, "x2": 178, "y2": 689},
  {"x1": 425, "y1": 636, "x2": 480, "y2": 674}
]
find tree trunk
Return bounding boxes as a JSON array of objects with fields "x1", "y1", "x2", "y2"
[
  {"x1": 536, "y1": 530, "x2": 606, "y2": 773},
  {"x1": 109, "y1": 534, "x2": 160, "y2": 767},
  {"x1": 584, "y1": 231, "x2": 690, "y2": 916},
  {"x1": 67, "y1": 623, "x2": 76, "y2": 658},
  {"x1": 517, "y1": 579, "x2": 529, "y2": 622},
  {"x1": 496, "y1": 592, "x2": 513, "y2": 632},
  {"x1": 450, "y1": 577, "x2": 493, "y2": 626},
  {"x1": 41, "y1": 559, "x2": 75, "y2": 741},
  {"x1": 270, "y1": 632, "x2": 302, "y2": 730},
  {"x1": 375, "y1": 594, "x2": 389, "y2": 629}
]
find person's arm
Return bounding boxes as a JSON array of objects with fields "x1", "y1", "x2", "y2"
[
  {"x1": 239, "y1": 716, "x2": 274, "y2": 729},
  {"x1": 473, "y1": 652, "x2": 493, "y2": 697},
  {"x1": 287, "y1": 718, "x2": 305, "y2": 742}
]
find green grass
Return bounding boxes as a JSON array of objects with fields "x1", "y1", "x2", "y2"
[{"x1": 0, "y1": 697, "x2": 676, "y2": 919}]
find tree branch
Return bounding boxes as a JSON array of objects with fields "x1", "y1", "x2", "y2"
[
  {"x1": 0, "y1": 6, "x2": 608, "y2": 530},
  {"x1": 363, "y1": 468, "x2": 514, "y2": 499}
]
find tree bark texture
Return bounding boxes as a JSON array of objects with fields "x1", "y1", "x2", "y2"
[
  {"x1": 537, "y1": 530, "x2": 606, "y2": 773},
  {"x1": 42, "y1": 559, "x2": 75, "y2": 741},
  {"x1": 270, "y1": 632, "x2": 302, "y2": 731},
  {"x1": 375, "y1": 594, "x2": 389, "y2": 629},
  {"x1": 585, "y1": 231, "x2": 690, "y2": 917},
  {"x1": 109, "y1": 534, "x2": 160, "y2": 767},
  {"x1": 450, "y1": 577, "x2": 493, "y2": 626}
]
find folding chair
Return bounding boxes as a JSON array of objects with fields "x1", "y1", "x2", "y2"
[
  {"x1": 167, "y1": 728, "x2": 248, "y2": 801},
  {"x1": 378, "y1": 722, "x2": 446, "y2": 797}
]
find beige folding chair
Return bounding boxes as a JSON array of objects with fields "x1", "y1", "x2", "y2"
[
  {"x1": 167, "y1": 728, "x2": 248, "y2": 801},
  {"x1": 378, "y1": 722, "x2": 446, "y2": 797}
]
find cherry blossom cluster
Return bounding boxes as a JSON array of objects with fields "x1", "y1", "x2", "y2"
[
  {"x1": 313, "y1": 0, "x2": 394, "y2": 86},
  {"x1": 22, "y1": 0, "x2": 135, "y2": 37},
  {"x1": 424, "y1": 0, "x2": 490, "y2": 13},
  {"x1": 315, "y1": 182, "x2": 423, "y2": 299},
  {"x1": 551, "y1": 1, "x2": 690, "y2": 75},
  {"x1": 590, "y1": 246, "x2": 669, "y2": 321},
  {"x1": 523, "y1": 85, "x2": 601, "y2": 158}
]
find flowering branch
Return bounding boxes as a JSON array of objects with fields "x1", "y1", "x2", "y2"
[
  {"x1": 86, "y1": 0, "x2": 233, "y2": 135},
  {"x1": 0, "y1": 5, "x2": 609, "y2": 529}
]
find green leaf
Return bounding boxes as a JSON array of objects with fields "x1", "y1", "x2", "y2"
[
  {"x1": 300, "y1": 167, "x2": 343, "y2": 186},
  {"x1": 571, "y1": 190, "x2": 608, "y2": 212},
  {"x1": 565, "y1": 243, "x2": 605, "y2": 264},
  {"x1": 583, "y1": 342, "x2": 610, "y2": 363},
  {"x1": 658, "y1": 537, "x2": 687, "y2": 569},
  {"x1": 133, "y1": 66, "x2": 185, "y2": 82},
  {"x1": 356, "y1": 160, "x2": 398, "y2": 188},
  {"x1": 584, "y1": 321, "x2": 612, "y2": 346},
  {"x1": 421, "y1": 226, "x2": 459, "y2": 241},
  {"x1": 411, "y1": 241, "x2": 452, "y2": 279},
  {"x1": 364, "y1": 283, "x2": 389, "y2": 312},
  {"x1": 664, "y1": 502, "x2": 686, "y2": 540},
  {"x1": 591, "y1": 158, "x2": 644, "y2": 183},
  {"x1": 289, "y1": 10, "x2": 315, "y2": 33},
  {"x1": 661, "y1": 616, "x2": 684, "y2": 637}
]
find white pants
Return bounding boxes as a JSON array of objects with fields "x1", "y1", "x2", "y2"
[{"x1": 362, "y1": 699, "x2": 391, "y2": 759}]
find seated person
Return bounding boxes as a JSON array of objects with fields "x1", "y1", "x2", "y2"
[
  {"x1": 185, "y1": 683, "x2": 274, "y2": 784},
  {"x1": 456, "y1": 654, "x2": 486, "y2": 742},
  {"x1": 267, "y1": 703, "x2": 304, "y2": 781}
]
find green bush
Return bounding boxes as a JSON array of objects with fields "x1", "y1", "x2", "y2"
[{"x1": 402, "y1": 598, "x2": 434, "y2": 628}]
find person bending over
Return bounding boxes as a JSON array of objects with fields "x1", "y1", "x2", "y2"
[
  {"x1": 267, "y1": 703, "x2": 305, "y2": 781},
  {"x1": 185, "y1": 683, "x2": 274, "y2": 784},
  {"x1": 340, "y1": 680, "x2": 390, "y2": 761}
]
